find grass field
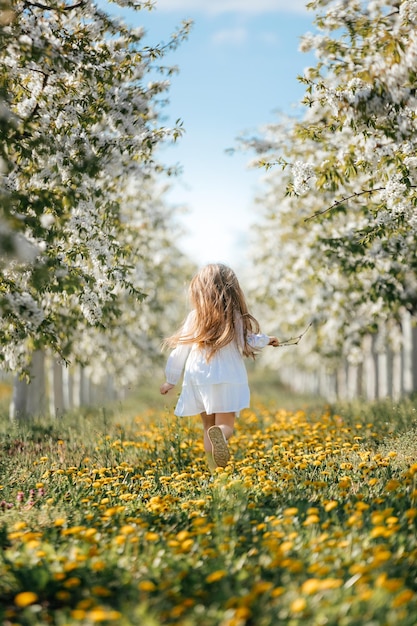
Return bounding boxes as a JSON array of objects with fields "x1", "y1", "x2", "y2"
[{"x1": 0, "y1": 376, "x2": 417, "y2": 625}]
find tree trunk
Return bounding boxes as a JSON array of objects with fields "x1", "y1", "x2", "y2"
[
  {"x1": 80, "y1": 369, "x2": 90, "y2": 406},
  {"x1": 413, "y1": 324, "x2": 417, "y2": 393},
  {"x1": 363, "y1": 335, "x2": 376, "y2": 401},
  {"x1": 391, "y1": 348, "x2": 402, "y2": 401},
  {"x1": 377, "y1": 351, "x2": 388, "y2": 399},
  {"x1": 9, "y1": 375, "x2": 29, "y2": 421},
  {"x1": 9, "y1": 351, "x2": 46, "y2": 420},
  {"x1": 72, "y1": 365, "x2": 81, "y2": 408},
  {"x1": 347, "y1": 364, "x2": 358, "y2": 400},
  {"x1": 62, "y1": 365, "x2": 72, "y2": 411},
  {"x1": 402, "y1": 310, "x2": 413, "y2": 395},
  {"x1": 26, "y1": 350, "x2": 46, "y2": 417},
  {"x1": 50, "y1": 360, "x2": 65, "y2": 418},
  {"x1": 336, "y1": 364, "x2": 347, "y2": 400}
]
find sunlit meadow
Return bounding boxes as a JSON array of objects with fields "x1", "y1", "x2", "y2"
[{"x1": 1, "y1": 380, "x2": 417, "y2": 626}]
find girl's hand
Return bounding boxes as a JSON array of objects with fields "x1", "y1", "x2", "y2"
[
  {"x1": 268, "y1": 336, "x2": 280, "y2": 347},
  {"x1": 160, "y1": 382, "x2": 175, "y2": 395}
]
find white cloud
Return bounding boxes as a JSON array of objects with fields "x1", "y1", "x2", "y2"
[
  {"x1": 212, "y1": 26, "x2": 248, "y2": 45},
  {"x1": 258, "y1": 31, "x2": 280, "y2": 46},
  {"x1": 153, "y1": 0, "x2": 307, "y2": 15},
  {"x1": 211, "y1": 27, "x2": 280, "y2": 47}
]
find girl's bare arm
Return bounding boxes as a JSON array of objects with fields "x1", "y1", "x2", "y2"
[{"x1": 160, "y1": 382, "x2": 175, "y2": 395}]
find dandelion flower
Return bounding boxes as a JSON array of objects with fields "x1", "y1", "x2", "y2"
[
  {"x1": 206, "y1": 570, "x2": 227, "y2": 583},
  {"x1": 14, "y1": 591, "x2": 38, "y2": 607}
]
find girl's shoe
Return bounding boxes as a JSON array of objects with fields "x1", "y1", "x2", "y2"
[{"x1": 207, "y1": 426, "x2": 230, "y2": 467}]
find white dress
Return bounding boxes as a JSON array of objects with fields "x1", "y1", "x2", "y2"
[{"x1": 165, "y1": 310, "x2": 270, "y2": 417}]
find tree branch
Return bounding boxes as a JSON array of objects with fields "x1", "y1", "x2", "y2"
[
  {"x1": 279, "y1": 322, "x2": 312, "y2": 347},
  {"x1": 305, "y1": 184, "x2": 417, "y2": 222},
  {"x1": 304, "y1": 187, "x2": 386, "y2": 222},
  {"x1": 24, "y1": 0, "x2": 85, "y2": 10}
]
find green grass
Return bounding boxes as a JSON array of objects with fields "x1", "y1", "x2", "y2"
[{"x1": 0, "y1": 376, "x2": 417, "y2": 625}]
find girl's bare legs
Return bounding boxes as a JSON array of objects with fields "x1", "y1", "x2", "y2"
[
  {"x1": 200, "y1": 412, "x2": 235, "y2": 451},
  {"x1": 201, "y1": 412, "x2": 235, "y2": 468},
  {"x1": 201, "y1": 412, "x2": 215, "y2": 452},
  {"x1": 215, "y1": 412, "x2": 235, "y2": 441}
]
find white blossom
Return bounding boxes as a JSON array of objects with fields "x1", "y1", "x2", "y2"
[
  {"x1": 40, "y1": 213, "x2": 55, "y2": 229},
  {"x1": 291, "y1": 161, "x2": 317, "y2": 195}
]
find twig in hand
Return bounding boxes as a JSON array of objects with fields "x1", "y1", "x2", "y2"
[{"x1": 279, "y1": 322, "x2": 312, "y2": 347}]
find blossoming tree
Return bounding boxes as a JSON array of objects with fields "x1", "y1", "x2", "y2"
[
  {"x1": 1, "y1": 0, "x2": 192, "y2": 417},
  {"x1": 243, "y1": 0, "x2": 417, "y2": 397}
]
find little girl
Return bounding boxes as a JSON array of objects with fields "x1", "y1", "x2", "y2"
[{"x1": 160, "y1": 263, "x2": 279, "y2": 470}]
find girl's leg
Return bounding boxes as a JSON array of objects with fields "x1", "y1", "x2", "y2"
[
  {"x1": 207, "y1": 412, "x2": 235, "y2": 468},
  {"x1": 200, "y1": 412, "x2": 216, "y2": 472},
  {"x1": 200, "y1": 412, "x2": 215, "y2": 452},
  {"x1": 215, "y1": 412, "x2": 235, "y2": 441}
]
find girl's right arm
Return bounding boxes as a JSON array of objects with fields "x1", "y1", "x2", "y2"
[
  {"x1": 160, "y1": 311, "x2": 194, "y2": 393},
  {"x1": 164, "y1": 342, "x2": 192, "y2": 386},
  {"x1": 160, "y1": 381, "x2": 175, "y2": 395}
]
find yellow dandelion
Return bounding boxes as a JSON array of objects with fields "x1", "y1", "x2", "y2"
[
  {"x1": 235, "y1": 607, "x2": 251, "y2": 619},
  {"x1": 283, "y1": 507, "x2": 298, "y2": 517},
  {"x1": 63, "y1": 577, "x2": 81, "y2": 589},
  {"x1": 385, "y1": 479, "x2": 401, "y2": 492},
  {"x1": 379, "y1": 577, "x2": 404, "y2": 592},
  {"x1": 71, "y1": 610, "x2": 86, "y2": 620},
  {"x1": 55, "y1": 590, "x2": 71, "y2": 601},
  {"x1": 371, "y1": 512, "x2": 385, "y2": 525},
  {"x1": 290, "y1": 598, "x2": 307, "y2": 613},
  {"x1": 370, "y1": 526, "x2": 389, "y2": 539},
  {"x1": 180, "y1": 538, "x2": 194, "y2": 552},
  {"x1": 170, "y1": 605, "x2": 186, "y2": 619},
  {"x1": 319, "y1": 578, "x2": 343, "y2": 590},
  {"x1": 14, "y1": 591, "x2": 38, "y2": 607},
  {"x1": 114, "y1": 535, "x2": 126, "y2": 546},
  {"x1": 338, "y1": 477, "x2": 351, "y2": 489},
  {"x1": 392, "y1": 589, "x2": 414, "y2": 608},
  {"x1": 372, "y1": 549, "x2": 391, "y2": 564},
  {"x1": 206, "y1": 569, "x2": 227, "y2": 583},
  {"x1": 252, "y1": 581, "x2": 273, "y2": 595},
  {"x1": 76, "y1": 598, "x2": 94, "y2": 610},
  {"x1": 92, "y1": 586, "x2": 112, "y2": 597},
  {"x1": 88, "y1": 608, "x2": 120, "y2": 622},
  {"x1": 138, "y1": 580, "x2": 157, "y2": 592},
  {"x1": 107, "y1": 610, "x2": 122, "y2": 620},
  {"x1": 271, "y1": 587, "x2": 285, "y2": 597},
  {"x1": 176, "y1": 530, "x2": 190, "y2": 542},
  {"x1": 301, "y1": 579, "x2": 321, "y2": 595}
]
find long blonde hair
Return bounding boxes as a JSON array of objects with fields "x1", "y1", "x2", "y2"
[{"x1": 165, "y1": 264, "x2": 261, "y2": 359}]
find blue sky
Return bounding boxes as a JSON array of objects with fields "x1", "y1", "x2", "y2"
[{"x1": 114, "y1": 0, "x2": 316, "y2": 269}]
